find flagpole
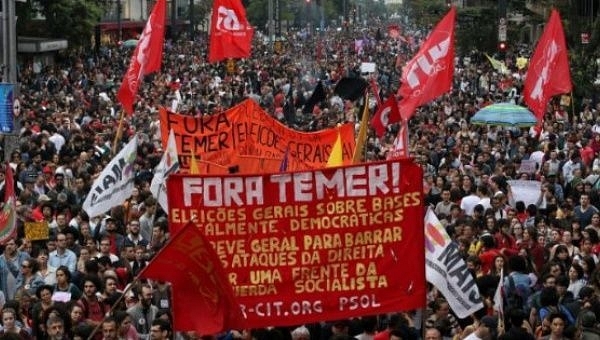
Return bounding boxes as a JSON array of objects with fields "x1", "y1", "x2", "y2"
[
  {"x1": 570, "y1": 91, "x2": 575, "y2": 125},
  {"x1": 111, "y1": 110, "x2": 126, "y2": 157}
]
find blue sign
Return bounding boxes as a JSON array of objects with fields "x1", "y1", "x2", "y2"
[{"x1": 0, "y1": 83, "x2": 14, "y2": 133}]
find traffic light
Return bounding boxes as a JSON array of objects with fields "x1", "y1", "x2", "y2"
[{"x1": 498, "y1": 41, "x2": 507, "y2": 52}]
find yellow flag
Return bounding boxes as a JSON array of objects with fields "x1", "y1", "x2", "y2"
[
  {"x1": 190, "y1": 153, "x2": 200, "y2": 174},
  {"x1": 352, "y1": 94, "x2": 370, "y2": 164},
  {"x1": 485, "y1": 53, "x2": 509, "y2": 75},
  {"x1": 326, "y1": 130, "x2": 343, "y2": 167}
]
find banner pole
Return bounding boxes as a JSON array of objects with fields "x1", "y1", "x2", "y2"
[{"x1": 111, "y1": 110, "x2": 126, "y2": 156}]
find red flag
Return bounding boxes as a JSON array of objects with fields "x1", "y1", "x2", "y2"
[
  {"x1": 117, "y1": 0, "x2": 166, "y2": 115},
  {"x1": 387, "y1": 120, "x2": 409, "y2": 159},
  {"x1": 388, "y1": 24, "x2": 401, "y2": 39},
  {"x1": 0, "y1": 163, "x2": 17, "y2": 243},
  {"x1": 208, "y1": 0, "x2": 254, "y2": 63},
  {"x1": 138, "y1": 222, "x2": 246, "y2": 334},
  {"x1": 396, "y1": 7, "x2": 456, "y2": 120},
  {"x1": 371, "y1": 95, "x2": 400, "y2": 137},
  {"x1": 523, "y1": 9, "x2": 572, "y2": 122}
]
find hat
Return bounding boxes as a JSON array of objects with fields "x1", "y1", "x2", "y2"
[
  {"x1": 494, "y1": 191, "x2": 505, "y2": 198},
  {"x1": 480, "y1": 316, "x2": 498, "y2": 330},
  {"x1": 37, "y1": 194, "x2": 52, "y2": 203},
  {"x1": 105, "y1": 216, "x2": 116, "y2": 223},
  {"x1": 42, "y1": 166, "x2": 53, "y2": 174}
]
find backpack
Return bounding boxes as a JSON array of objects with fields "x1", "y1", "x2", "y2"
[{"x1": 505, "y1": 274, "x2": 531, "y2": 312}]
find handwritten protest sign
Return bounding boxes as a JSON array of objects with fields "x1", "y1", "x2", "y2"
[
  {"x1": 24, "y1": 221, "x2": 49, "y2": 241},
  {"x1": 160, "y1": 99, "x2": 356, "y2": 174},
  {"x1": 508, "y1": 180, "x2": 541, "y2": 207},
  {"x1": 166, "y1": 160, "x2": 426, "y2": 328}
]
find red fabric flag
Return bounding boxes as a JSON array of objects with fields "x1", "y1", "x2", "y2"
[
  {"x1": 117, "y1": 0, "x2": 166, "y2": 115},
  {"x1": 388, "y1": 24, "x2": 401, "y2": 39},
  {"x1": 0, "y1": 163, "x2": 17, "y2": 243},
  {"x1": 208, "y1": 0, "x2": 254, "y2": 63},
  {"x1": 371, "y1": 95, "x2": 400, "y2": 137},
  {"x1": 396, "y1": 7, "x2": 456, "y2": 120},
  {"x1": 387, "y1": 120, "x2": 409, "y2": 159},
  {"x1": 523, "y1": 9, "x2": 572, "y2": 122},
  {"x1": 138, "y1": 222, "x2": 246, "y2": 334}
]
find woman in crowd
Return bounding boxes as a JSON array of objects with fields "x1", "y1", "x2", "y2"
[
  {"x1": 16, "y1": 258, "x2": 45, "y2": 296},
  {"x1": 510, "y1": 220, "x2": 525, "y2": 246},
  {"x1": 69, "y1": 303, "x2": 86, "y2": 330},
  {"x1": 521, "y1": 227, "x2": 546, "y2": 271},
  {"x1": 53, "y1": 265, "x2": 82, "y2": 301},
  {"x1": 549, "y1": 245, "x2": 572, "y2": 275},
  {"x1": 31, "y1": 285, "x2": 56, "y2": 338},
  {"x1": 0, "y1": 307, "x2": 32, "y2": 339},
  {"x1": 578, "y1": 255, "x2": 596, "y2": 282},
  {"x1": 489, "y1": 254, "x2": 507, "y2": 277},
  {"x1": 114, "y1": 310, "x2": 139, "y2": 340},
  {"x1": 36, "y1": 248, "x2": 57, "y2": 285},
  {"x1": 424, "y1": 298, "x2": 461, "y2": 339},
  {"x1": 561, "y1": 229, "x2": 580, "y2": 258},
  {"x1": 566, "y1": 263, "x2": 586, "y2": 298}
]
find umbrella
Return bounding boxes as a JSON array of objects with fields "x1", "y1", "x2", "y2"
[
  {"x1": 471, "y1": 103, "x2": 538, "y2": 127},
  {"x1": 122, "y1": 39, "x2": 139, "y2": 48}
]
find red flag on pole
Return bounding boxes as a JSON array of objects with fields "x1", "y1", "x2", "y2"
[
  {"x1": 138, "y1": 222, "x2": 246, "y2": 334},
  {"x1": 396, "y1": 7, "x2": 456, "y2": 120},
  {"x1": 117, "y1": 0, "x2": 166, "y2": 115},
  {"x1": 208, "y1": 0, "x2": 254, "y2": 63},
  {"x1": 523, "y1": 9, "x2": 572, "y2": 123},
  {"x1": 371, "y1": 95, "x2": 401, "y2": 137}
]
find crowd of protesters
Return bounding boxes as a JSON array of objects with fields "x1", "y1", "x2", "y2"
[{"x1": 0, "y1": 7, "x2": 599, "y2": 340}]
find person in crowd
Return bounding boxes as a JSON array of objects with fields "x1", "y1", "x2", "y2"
[
  {"x1": 149, "y1": 318, "x2": 171, "y2": 340},
  {"x1": 114, "y1": 310, "x2": 139, "y2": 340},
  {"x1": 46, "y1": 315, "x2": 67, "y2": 340},
  {"x1": 77, "y1": 275, "x2": 110, "y2": 329},
  {"x1": 127, "y1": 284, "x2": 159, "y2": 339},
  {"x1": 49, "y1": 232, "x2": 77, "y2": 273},
  {"x1": 424, "y1": 298, "x2": 461, "y2": 339},
  {"x1": 53, "y1": 265, "x2": 82, "y2": 301},
  {"x1": 36, "y1": 248, "x2": 57, "y2": 285},
  {"x1": 101, "y1": 316, "x2": 119, "y2": 340},
  {"x1": 0, "y1": 238, "x2": 31, "y2": 300},
  {"x1": 0, "y1": 307, "x2": 32, "y2": 339},
  {"x1": 15, "y1": 258, "x2": 45, "y2": 296},
  {"x1": 31, "y1": 285, "x2": 56, "y2": 338}
]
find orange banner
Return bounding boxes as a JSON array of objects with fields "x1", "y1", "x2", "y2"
[{"x1": 160, "y1": 99, "x2": 356, "y2": 174}]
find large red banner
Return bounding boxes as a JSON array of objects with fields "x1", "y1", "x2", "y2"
[
  {"x1": 166, "y1": 160, "x2": 426, "y2": 328},
  {"x1": 160, "y1": 99, "x2": 356, "y2": 174}
]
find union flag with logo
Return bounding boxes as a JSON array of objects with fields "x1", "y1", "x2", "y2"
[
  {"x1": 117, "y1": 0, "x2": 166, "y2": 115},
  {"x1": 209, "y1": 0, "x2": 254, "y2": 63}
]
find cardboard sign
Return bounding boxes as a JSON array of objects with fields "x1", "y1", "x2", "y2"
[{"x1": 24, "y1": 221, "x2": 49, "y2": 241}]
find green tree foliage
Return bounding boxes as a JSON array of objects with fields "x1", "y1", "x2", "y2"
[{"x1": 16, "y1": 0, "x2": 106, "y2": 49}]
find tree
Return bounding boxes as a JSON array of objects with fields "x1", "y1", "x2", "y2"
[{"x1": 17, "y1": 0, "x2": 106, "y2": 49}]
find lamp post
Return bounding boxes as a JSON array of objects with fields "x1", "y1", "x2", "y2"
[
  {"x1": 1, "y1": 0, "x2": 19, "y2": 161},
  {"x1": 117, "y1": 0, "x2": 122, "y2": 42},
  {"x1": 189, "y1": 0, "x2": 194, "y2": 39}
]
